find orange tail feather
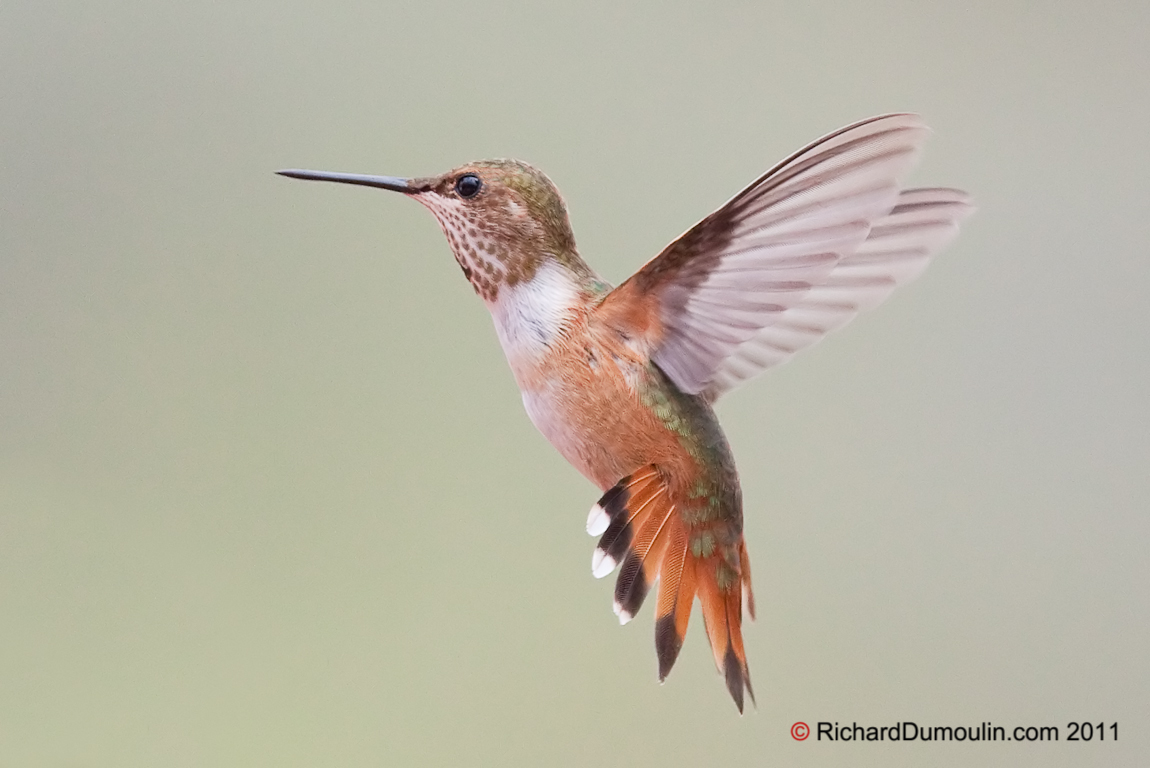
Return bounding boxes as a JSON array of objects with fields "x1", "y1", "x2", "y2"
[
  {"x1": 590, "y1": 466, "x2": 754, "y2": 712},
  {"x1": 697, "y1": 557, "x2": 754, "y2": 711},
  {"x1": 654, "y1": 521, "x2": 695, "y2": 680}
]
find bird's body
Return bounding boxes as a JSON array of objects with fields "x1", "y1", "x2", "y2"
[
  {"x1": 491, "y1": 260, "x2": 731, "y2": 497},
  {"x1": 279, "y1": 114, "x2": 972, "y2": 711}
]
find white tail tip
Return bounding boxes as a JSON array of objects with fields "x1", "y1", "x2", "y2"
[
  {"x1": 586, "y1": 503, "x2": 609, "y2": 536},
  {"x1": 613, "y1": 599, "x2": 633, "y2": 625},
  {"x1": 592, "y1": 549, "x2": 616, "y2": 579}
]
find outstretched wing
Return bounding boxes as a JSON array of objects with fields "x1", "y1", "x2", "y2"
[
  {"x1": 593, "y1": 114, "x2": 969, "y2": 399},
  {"x1": 704, "y1": 186, "x2": 973, "y2": 398}
]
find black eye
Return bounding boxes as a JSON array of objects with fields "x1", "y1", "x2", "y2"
[{"x1": 455, "y1": 174, "x2": 482, "y2": 198}]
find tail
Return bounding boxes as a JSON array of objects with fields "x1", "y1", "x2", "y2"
[{"x1": 586, "y1": 466, "x2": 756, "y2": 712}]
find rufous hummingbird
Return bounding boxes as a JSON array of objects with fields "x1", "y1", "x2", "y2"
[{"x1": 277, "y1": 114, "x2": 972, "y2": 712}]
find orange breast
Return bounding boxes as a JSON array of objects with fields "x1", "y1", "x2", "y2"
[{"x1": 515, "y1": 307, "x2": 700, "y2": 493}]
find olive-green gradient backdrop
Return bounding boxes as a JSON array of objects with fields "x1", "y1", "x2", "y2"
[{"x1": 2, "y1": 1, "x2": 1147, "y2": 766}]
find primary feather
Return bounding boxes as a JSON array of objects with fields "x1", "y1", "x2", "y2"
[{"x1": 598, "y1": 113, "x2": 964, "y2": 399}]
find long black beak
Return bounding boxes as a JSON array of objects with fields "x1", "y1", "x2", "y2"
[{"x1": 275, "y1": 169, "x2": 412, "y2": 193}]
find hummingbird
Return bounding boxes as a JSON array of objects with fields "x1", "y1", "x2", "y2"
[{"x1": 277, "y1": 114, "x2": 972, "y2": 712}]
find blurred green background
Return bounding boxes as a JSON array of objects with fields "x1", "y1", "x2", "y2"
[{"x1": 2, "y1": 1, "x2": 1147, "y2": 766}]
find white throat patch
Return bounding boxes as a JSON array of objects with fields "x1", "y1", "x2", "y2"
[{"x1": 489, "y1": 259, "x2": 579, "y2": 367}]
